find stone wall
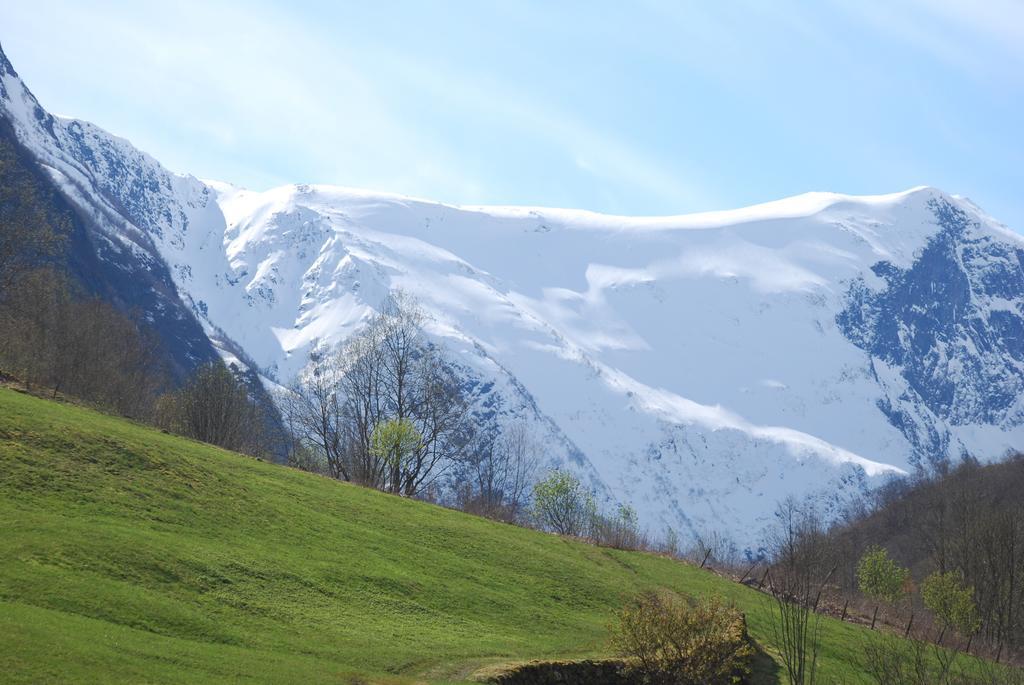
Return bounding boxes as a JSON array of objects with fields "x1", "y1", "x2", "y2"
[{"x1": 474, "y1": 659, "x2": 631, "y2": 685}]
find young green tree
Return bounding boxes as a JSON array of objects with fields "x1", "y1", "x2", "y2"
[
  {"x1": 857, "y1": 546, "x2": 910, "y2": 629},
  {"x1": 531, "y1": 470, "x2": 596, "y2": 537},
  {"x1": 370, "y1": 418, "x2": 423, "y2": 495},
  {"x1": 922, "y1": 570, "x2": 980, "y2": 642}
]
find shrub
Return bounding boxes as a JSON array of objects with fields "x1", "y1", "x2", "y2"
[
  {"x1": 592, "y1": 503, "x2": 646, "y2": 550},
  {"x1": 610, "y1": 590, "x2": 753, "y2": 684}
]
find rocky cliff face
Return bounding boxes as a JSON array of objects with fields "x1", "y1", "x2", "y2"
[{"x1": 839, "y1": 197, "x2": 1024, "y2": 468}]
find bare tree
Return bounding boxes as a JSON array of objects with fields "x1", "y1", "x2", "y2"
[
  {"x1": 283, "y1": 292, "x2": 471, "y2": 497},
  {"x1": 279, "y1": 346, "x2": 349, "y2": 479},
  {"x1": 687, "y1": 528, "x2": 743, "y2": 570},
  {"x1": 158, "y1": 362, "x2": 267, "y2": 456},
  {"x1": 456, "y1": 421, "x2": 541, "y2": 522},
  {"x1": 0, "y1": 268, "x2": 166, "y2": 418},
  {"x1": 592, "y1": 503, "x2": 646, "y2": 550},
  {"x1": 767, "y1": 496, "x2": 833, "y2": 685}
]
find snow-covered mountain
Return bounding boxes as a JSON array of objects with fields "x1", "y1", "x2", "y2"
[{"x1": 3, "y1": 43, "x2": 1023, "y2": 549}]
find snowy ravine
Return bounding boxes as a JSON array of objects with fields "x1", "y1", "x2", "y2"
[{"x1": 3, "y1": 43, "x2": 1024, "y2": 550}]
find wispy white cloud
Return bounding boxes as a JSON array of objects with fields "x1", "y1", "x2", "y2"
[
  {"x1": 368, "y1": 51, "x2": 712, "y2": 211},
  {"x1": 2, "y1": 0, "x2": 1020, "y2": 228},
  {"x1": 4, "y1": 0, "x2": 710, "y2": 211},
  {"x1": 3, "y1": 0, "x2": 484, "y2": 198}
]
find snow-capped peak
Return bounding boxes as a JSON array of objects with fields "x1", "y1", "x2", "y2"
[{"x1": 3, "y1": 40, "x2": 1023, "y2": 549}]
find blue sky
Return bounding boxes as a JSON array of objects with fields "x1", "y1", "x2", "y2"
[{"x1": 4, "y1": 0, "x2": 1023, "y2": 228}]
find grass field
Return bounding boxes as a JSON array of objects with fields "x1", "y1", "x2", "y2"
[{"x1": 0, "y1": 387, "x2": 1002, "y2": 683}]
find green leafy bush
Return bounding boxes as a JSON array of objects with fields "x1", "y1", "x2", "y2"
[
  {"x1": 610, "y1": 590, "x2": 753, "y2": 684},
  {"x1": 857, "y1": 545, "x2": 910, "y2": 605},
  {"x1": 922, "y1": 570, "x2": 981, "y2": 637}
]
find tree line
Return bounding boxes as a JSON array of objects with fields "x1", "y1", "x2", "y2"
[
  {"x1": 831, "y1": 458, "x2": 1024, "y2": 663},
  {"x1": 739, "y1": 457, "x2": 1024, "y2": 684},
  {"x1": 0, "y1": 126, "x2": 165, "y2": 418}
]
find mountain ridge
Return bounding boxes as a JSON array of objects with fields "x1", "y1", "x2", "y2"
[{"x1": 2, "y1": 41, "x2": 1022, "y2": 548}]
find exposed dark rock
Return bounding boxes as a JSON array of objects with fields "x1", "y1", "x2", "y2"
[
  {"x1": 0, "y1": 115, "x2": 219, "y2": 381},
  {"x1": 838, "y1": 197, "x2": 1024, "y2": 466}
]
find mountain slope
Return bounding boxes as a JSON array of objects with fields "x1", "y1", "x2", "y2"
[
  {"x1": 0, "y1": 44, "x2": 220, "y2": 380},
  {"x1": 182, "y1": 183, "x2": 1024, "y2": 548},
  {"x1": 0, "y1": 386, "x2": 978, "y2": 684},
  {"x1": 2, "y1": 41, "x2": 1023, "y2": 547}
]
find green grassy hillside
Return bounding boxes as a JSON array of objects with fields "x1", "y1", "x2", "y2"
[{"x1": 0, "y1": 387, "x2": 980, "y2": 683}]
